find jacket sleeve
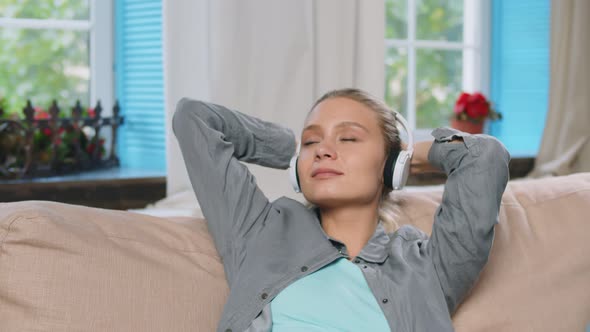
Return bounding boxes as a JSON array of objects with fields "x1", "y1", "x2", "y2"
[
  {"x1": 423, "y1": 127, "x2": 510, "y2": 315},
  {"x1": 172, "y1": 98, "x2": 297, "y2": 284}
]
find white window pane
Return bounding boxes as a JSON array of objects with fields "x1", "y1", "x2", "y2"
[
  {"x1": 416, "y1": 0, "x2": 463, "y2": 42},
  {"x1": 0, "y1": 0, "x2": 90, "y2": 20},
  {"x1": 416, "y1": 49, "x2": 462, "y2": 129},
  {"x1": 385, "y1": 0, "x2": 407, "y2": 40},
  {"x1": 0, "y1": 28, "x2": 90, "y2": 112},
  {"x1": 385, "y1": 47, "x2": 408, "y2": 118}
]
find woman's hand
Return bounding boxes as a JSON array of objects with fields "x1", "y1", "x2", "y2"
[
  {"x1": 402, "y1": 140, "x2": 442, "y2": 175},
  {"x1": 402, "y1": 137, "x2": 463, "y2": 175}
]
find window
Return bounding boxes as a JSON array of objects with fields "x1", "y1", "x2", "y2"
[
  {"x1": 0, "y1": 0, "x2": 113, "y2": 118},
  {"x1": 1, "y1": 0, "x2": 166, "y2": 171},
  {"x1": 384, "y1": 0, "x2": 490, "y2": 140}
]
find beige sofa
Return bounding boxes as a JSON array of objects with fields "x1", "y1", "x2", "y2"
[{"x1": 1, "y1": 173, "x2": 589, "y2": 332}]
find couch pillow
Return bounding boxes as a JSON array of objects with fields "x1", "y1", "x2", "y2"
[
  {"x1": 392, "y1": 173, "x2": 590, "y2": 331},
  {"x1": 450, "y1": 173, "x2": 590, "y2": 331},
  {"x1": 0, "y1": 201, "x2": 228, "y2": 332}
]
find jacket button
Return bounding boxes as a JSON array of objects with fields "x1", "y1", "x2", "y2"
[
  {"x1": 261, "y1": 292, "x2": 268, "y2": 300},
  {"x1": 354, "y1": 258, "x2": 361, "y2": 263},
  {"x1": 301, "y1": 266, "x2": 308, "y2": 272},
  {"x1": 382, "y1": 298, "x2": 389, "y2": 303}
]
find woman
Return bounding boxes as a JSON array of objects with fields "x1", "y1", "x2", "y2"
[{"x1": 172, "y1": 88, "x2": 510, "y2": 332}]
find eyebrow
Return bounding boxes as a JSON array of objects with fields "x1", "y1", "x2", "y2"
[{"x1": 302, "y1": 121, "x2": 370, "y2": 134}]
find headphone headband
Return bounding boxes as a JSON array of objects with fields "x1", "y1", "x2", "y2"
[{"x1": 393, "y1": 111, "x2": 414, "y2": 152}]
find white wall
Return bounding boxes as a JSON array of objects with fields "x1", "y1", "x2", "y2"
[{"x1": 163, "y1": 0, "x2": 385, "y2": 204}]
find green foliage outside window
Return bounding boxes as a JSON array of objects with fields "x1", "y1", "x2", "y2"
[
  {"x1": 385, "y1": 0, "x2": 464, "y2": 129},
  {"x1": 0, "y1": 0, "x2": 90, "y2": 116}
]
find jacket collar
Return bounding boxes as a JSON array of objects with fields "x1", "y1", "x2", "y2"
[
  {"x1": 357, "y1": 221, "x2": 390, "y2": 264},
  {"x1": 314, "y1": 208, "x2": 390, "y2": 264}
]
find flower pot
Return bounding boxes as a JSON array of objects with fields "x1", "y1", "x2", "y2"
[{"x1": 450, "y1": 118, "x2": 484, "y2": 134}]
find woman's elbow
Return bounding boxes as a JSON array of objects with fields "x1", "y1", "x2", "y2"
[
  {"x1": 172, "y1": 98, "x2": 210, "y2": 137},
  {"x1": 479, "y1": 135, "x2": 511, "y2": 166},
  {"x1": 478, "y1": 135, "x2": 511, "y2": 185}
]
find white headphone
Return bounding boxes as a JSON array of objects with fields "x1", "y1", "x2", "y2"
[{"x1": 288, "y1": 111, "x2": 414, "y2": 193}]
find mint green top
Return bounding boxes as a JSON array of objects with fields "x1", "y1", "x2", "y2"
[{"x1": 270, "y1": 257, "x2": 390, "y2": 331}]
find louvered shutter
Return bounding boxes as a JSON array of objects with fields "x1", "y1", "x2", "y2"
[
  {"x1": 490, "y1": 0, "x2": 550, "y2": 156},
  {"x1": 115, "y1": 0, "x2": 165, "y2": 170}
]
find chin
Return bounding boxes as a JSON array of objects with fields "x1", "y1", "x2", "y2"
[
  {"x1": 304, "y1": 187, "x2": 354, "y2": 207},
  {"x1": 303, "y1": 182, "x2": 380, "y2": 208},
  {"x1": 306, "y1": 183, "x2": 341, "y2": 197}
]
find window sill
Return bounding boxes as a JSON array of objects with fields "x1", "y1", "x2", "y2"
[
  {"x1": 0, "y1": 167, "x2": 166, "y2": 210},
  {"x1": 1, "y1": 157, "x2": 535, "y2": 209}
]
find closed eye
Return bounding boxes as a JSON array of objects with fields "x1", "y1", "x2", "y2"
[{"x1": 303, "y1": 138, "x2": 357, "y2": 145}]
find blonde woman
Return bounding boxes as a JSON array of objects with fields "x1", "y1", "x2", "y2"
[{"x1": 173, "y1": 88, "x2": 510, "y2": 332}]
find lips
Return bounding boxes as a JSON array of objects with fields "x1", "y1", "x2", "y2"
[{"x1": 311, "y1": 168, "x2": 344, "y2": 178}]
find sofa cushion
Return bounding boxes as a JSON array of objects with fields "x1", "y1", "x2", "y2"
[
  {"x1": 395, "y1": 173, "x2": 590, "y2": 332},
  {"x1": 0, "y1": 202, "x2": 228, "y2": 331},
  {"x1": 1, "y1": 172, "x2": 589, "y2": 331},
  {"x1": 450, "y1": 173, "x2": 590, "y2": 331}
]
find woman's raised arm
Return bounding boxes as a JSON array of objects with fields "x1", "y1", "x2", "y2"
[
  {"x1": 420, "y1": 127, "x2": 511, "y2": 315},
  {"x1": 172, "y1": 98, "x2": 297, "y2": 284}
]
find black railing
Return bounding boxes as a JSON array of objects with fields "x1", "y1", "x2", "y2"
[{"x1": 0, "y1": 99, "x2": 124, "y2": 179}]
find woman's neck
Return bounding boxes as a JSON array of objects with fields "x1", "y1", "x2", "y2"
[{"x1": 319, "y1": 202, "x2": 380, "y2": 261}]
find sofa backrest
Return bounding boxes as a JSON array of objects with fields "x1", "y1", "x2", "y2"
[
  {"x1": 393, "y1": 174, "x2": 590, "y2": 331},
  {"x1": 1, "y1": 172, "x2": 589, "y2": 331},
  {"x1": 0, "y1": 200, "x2": 229, "y2": 331}
]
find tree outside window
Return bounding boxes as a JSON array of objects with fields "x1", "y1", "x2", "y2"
[
  {"x1": 385, "y1": 0, "x2": 488, "y2": 133},
  {"x1": 0, "y1": 0, "x2": 90, "y2": 114}
]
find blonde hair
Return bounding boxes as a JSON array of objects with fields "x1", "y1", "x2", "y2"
[{"x1": 303, "y1": 88, "x2": 403, "y2": 233}]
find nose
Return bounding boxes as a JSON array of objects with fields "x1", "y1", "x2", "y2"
[{"x1": 315, "y1": 142, "x2": 337, "y2": 160}]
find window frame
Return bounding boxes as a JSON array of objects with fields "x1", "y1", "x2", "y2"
[
  {"x1": 385, "y1": 0, "x2": 491, "y2": 141},
  {"x1": 0, "y1": 0, "x2": 114, "y2": 117}
]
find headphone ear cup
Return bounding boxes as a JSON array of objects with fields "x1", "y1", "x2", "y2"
[
  {"x1": 391, "y1": 150, "x2": 412, "y2": 190},
  {"x1": 383, "y1": 149, "x2": 400, "y2": 190},
  {"x1": 289, "y1": 155, "x2": 301, "y2": 193}
]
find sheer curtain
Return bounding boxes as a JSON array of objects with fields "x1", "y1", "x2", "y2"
[
  {"x1": 527, "y1": 0, "x2": 590, "y2": 178},
  {"x1": 163, "y1": 0, "x2": 385, "y2": 203}
]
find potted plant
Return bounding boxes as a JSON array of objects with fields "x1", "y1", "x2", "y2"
[{"x1": 451, "y1": 92, "x2": 502, "y2": 134}]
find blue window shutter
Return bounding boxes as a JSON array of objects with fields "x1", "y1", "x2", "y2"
[
  {"x1": 489, "y1": 0, "x2": 550, "y2": 157},
  {"x1": 115, "y1": 0, "x2": 166, "y2": 170}
]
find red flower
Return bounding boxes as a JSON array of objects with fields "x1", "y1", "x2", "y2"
[
  {"x1": 87, "y1": 143, "x2": 96, "y2": 154},
  {"x1": 454, "y1": 92, "x2": 470, "y2": 114},
  {"x1": 34, "y1": 107, "x2": 49, "y2": 120},
  {"x1": 454, "y1": 92, "x2": 492, "y2": 120},
  {"x1": 466, "y1": 93, "x2": 490, "y2": 118},
  {"x1": 88, "y1": 108, "x2": 95, "y2": 118},
  {"x1": 86, "y1": 138, "x2": 105, "y2": 156},
  {"x1": 41, "y1": 127, "x2": 65, "y2": 137}
]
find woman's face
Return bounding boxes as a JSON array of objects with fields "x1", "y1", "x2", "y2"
[{"x1": 298, "y1": 97, "x2": 387, "y2": 208}]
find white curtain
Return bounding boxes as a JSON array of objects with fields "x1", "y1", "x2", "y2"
[
  {"x1": 163, "y1": 0, "x2": 385, "y2": 203},
  {"x1": 527, "y1": 0, "x2": 590, "y2": 178}
]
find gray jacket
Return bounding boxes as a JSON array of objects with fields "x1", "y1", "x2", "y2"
[{"x1": 172, "y1": 98, "x2": 511, "y2": 332}]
